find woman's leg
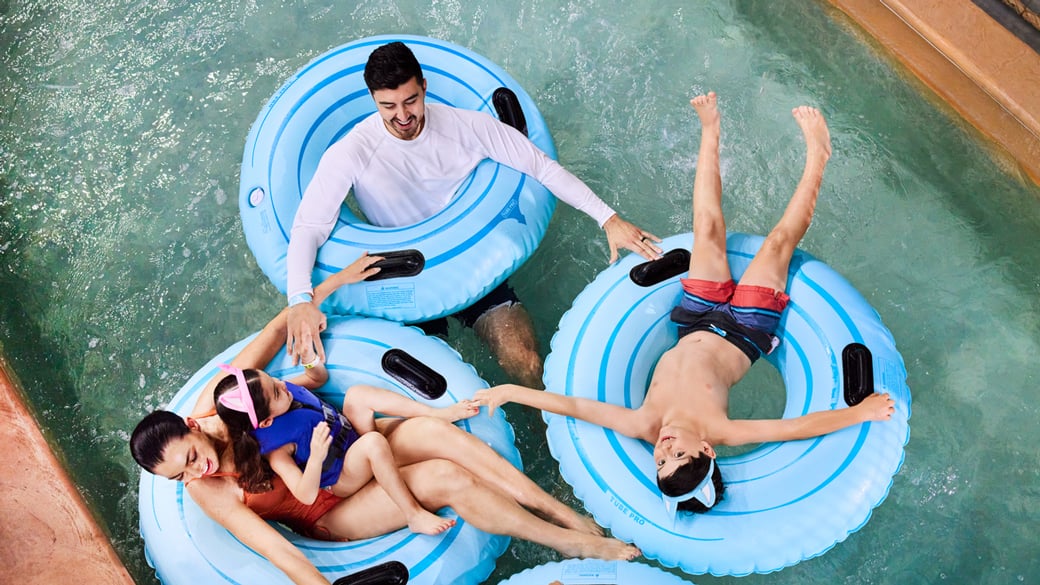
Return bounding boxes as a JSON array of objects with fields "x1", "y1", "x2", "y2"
[
  {"x1": 377, "y1": 416, "x2": 602, "y2": 535},
  {"x1": 316, "y1": 460, "x2": 640, "y2": 561},
  {"x1": 329, "y1": 432, "x2": 453, "y2": 535}
]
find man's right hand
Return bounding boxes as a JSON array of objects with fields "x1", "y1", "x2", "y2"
[{"x1": 287, "y1": 301, "x2": 327, "y2": 365}]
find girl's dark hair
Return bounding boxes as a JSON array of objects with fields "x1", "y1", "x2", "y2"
[
  {"x1": 130, "y1": 410, "x2": 190, "y2": 473},
  {"x1": 363, "y1": 41, "x2": 424, "y2": 92},
  {"x1": 214, "y1": 369, "x2": 275, "y2": 493},
  {"x1": 657, "y1": 454, "x2": 726, "y2": 514}
]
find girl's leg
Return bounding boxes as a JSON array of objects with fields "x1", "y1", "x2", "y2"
[
  {"x1": 378, "y1": 416, "x2": 602, "y2": 535},
  {"x1": 330, "y1": 432, "x2": 454, "y2": 535},
  {"x1": 687, "y1": 92, "x2": 732, "y2": 283},
  {"x1": 738, "y1": 106, "x2": 831, "y2": 291},
  {"x1": 317, "y1": 460, "x2": 640, "y2": 561},
  {"x1": 343, "y1": 384, "x2": 478, "y2": 434}
]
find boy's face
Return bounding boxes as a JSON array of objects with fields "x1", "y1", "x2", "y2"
[{"x1": 653, "y1": 426, "x2": 715, "y2": 480}]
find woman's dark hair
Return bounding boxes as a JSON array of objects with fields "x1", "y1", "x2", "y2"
[
  {"x1": 130, "y1": 410, "x2": 190, "y2": 473},
  {"x1": 657, "y1": 454, "x2": 726, "y2": 514},
  {"x1": 363, "y1": 41, "x2": 424, "y2": 92},
  {"x1": 214, "y1": 369, "x2": 275, "y2": 493}
]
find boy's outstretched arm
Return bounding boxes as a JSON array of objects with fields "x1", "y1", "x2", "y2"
[
  {"x1": 475, "y1": 384, "x2": 652, "y2": 440},
  {"x1": 720, "y1": 392, "x2": 895, "y2": 446}
]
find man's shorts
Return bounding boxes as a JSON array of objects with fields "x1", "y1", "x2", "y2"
[
  {"x1": 413, "y1": 280, "x2": 520, "y2": 337},
  {"x1": 670, "y1": 278, "x2": 790, "y2": 363}
]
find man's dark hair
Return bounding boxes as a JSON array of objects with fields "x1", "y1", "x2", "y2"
[
  {"x1": 657, "y1": 454, "x2": 725, "y2": 514},
  {"x1": 364, "y1": 41, "x2": 424, "y2": 92}
]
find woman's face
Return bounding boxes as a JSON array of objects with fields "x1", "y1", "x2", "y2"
[{"x1": 151, "y1": 428, "x2": 221, "y2": 482}]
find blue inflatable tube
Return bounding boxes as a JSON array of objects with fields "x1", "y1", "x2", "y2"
[
  {"x1": 496, "y1": 560, "x2": 695, "y2": 585},
  {"x1": 138, "y1": 316, "x2": 521, "y2": 585},
  {"x1": 542, "y1": 233, "x2": 911, "y2": 576},
  {"x1": 239, "y1": 35, "x2": 556, "y2": 322}
]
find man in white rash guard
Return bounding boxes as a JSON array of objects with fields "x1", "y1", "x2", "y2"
[{"x1": 285, "y1": 41, "x2": 662, "y2": 388}]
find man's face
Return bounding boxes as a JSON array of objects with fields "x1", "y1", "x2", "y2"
[{"x1": 371, "y1": 77, "x2": 427, "y2": 140}]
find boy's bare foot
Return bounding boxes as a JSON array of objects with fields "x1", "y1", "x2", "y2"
[
  {"x1": 407, "y1": 509, "x2": 456, "y2": 535},
  {"x1": 435, "y1": 399, "x2": 480, "y2": 423},
  {"x1": 791, "y1": 105, "x2": 831, "y2": 161},
  {"x1": 690, "y1": 92, "x2": 720, "y2": 131},
  {"x1": 560, "y1": 533, "x2": 641, "y2": 561}
]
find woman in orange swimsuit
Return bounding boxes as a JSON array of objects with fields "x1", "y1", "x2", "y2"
[{"x1": 131, "y1": 255, "x2": 639, "y2": 585}]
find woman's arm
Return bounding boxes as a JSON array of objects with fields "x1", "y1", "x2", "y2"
[
  {"x1": 720, "y1": 393, "x2": 895, "y2": 446},
  {"x1": 475, "y1": 384, "x2": 652, "y2": 440},
  {"x1": 187, "y1": 479, "x2": 330, "y2": 585},
  {"x1": 190, "y1": 255, "x2": 382, "y2": 416}
]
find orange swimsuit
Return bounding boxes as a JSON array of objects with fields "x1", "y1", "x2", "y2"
[{"x1": 186, "y1": 413, "x2": 345, "y2": 540}]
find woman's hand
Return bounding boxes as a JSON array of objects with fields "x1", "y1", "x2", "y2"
[
  {"x1": 323, "y1": 252, "x2": 384, "y2": 289},
  {"x1": 856, "y1": 393, "x2": 895, "y2": 422},
  {"x1": 309, "y1": 422, "x2": 332, "y2": 462}
]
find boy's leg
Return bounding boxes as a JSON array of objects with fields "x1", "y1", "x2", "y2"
[
  {"x1": 738, "y1": 106, "x2": 831, "y2": 292},
  {"x1": 687, "y1": 92, "x2": 732, "y2": 283}
]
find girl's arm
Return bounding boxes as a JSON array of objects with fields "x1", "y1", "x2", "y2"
[
  {"x1": 267, "y1": 426, "x2": 331, "y2": 506},
  {"x1": 475, "y1": 384, "x2": 652, "y2": 441},
  {"x1": 720, "y1": 393, "x2": 895, "y2": 446},
  {"x1": 187, "y1": 478, "x2": 330, "y2": 585}
]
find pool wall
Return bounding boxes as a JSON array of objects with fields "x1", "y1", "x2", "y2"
[
  {"x1": 1, "y1": 1, "x2": 1038, "y2": 581},
  {"x1": 0, "y1": 361, "x2": 135, "y2": 585},
  {"x1": 824, "y1": 0, "x2": 1040, "y2": 185}
]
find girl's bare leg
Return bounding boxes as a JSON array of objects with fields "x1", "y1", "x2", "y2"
[
  {"x1": 739, "y1": 106, "x2": 831, "y2": 291},
  {"x1": 378, "y1": 416, "x2": 603, "y2": 535},
  {"x1": 330, "y1": 432, "x2": 453, "y2": 535},
  {"x1": 343, "y1": 384, "x2": 478, "y2": 434},
  {"x1": 317, "y1": 460, "x2": 640, "y2": 561}
]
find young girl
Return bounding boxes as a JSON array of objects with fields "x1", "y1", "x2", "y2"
[{"x1": 214, "y1": 347, "x2": 480, "y2": 536}]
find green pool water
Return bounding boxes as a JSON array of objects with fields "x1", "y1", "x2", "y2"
[{"x1": 1, "y1": 1, "x2": 1038, "y2": 583}]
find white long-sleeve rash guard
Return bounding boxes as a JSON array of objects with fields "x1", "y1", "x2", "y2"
[{"x1": 286, "y1": 102, "x2": 616, "y2": 298}]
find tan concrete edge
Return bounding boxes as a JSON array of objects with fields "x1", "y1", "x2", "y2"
[
  {"x1": 825, "y1": 0, "x2": 1040, "y2": 186},
  {"x1": 0, "y1": 359, "x2": 136, "y2": 585}
]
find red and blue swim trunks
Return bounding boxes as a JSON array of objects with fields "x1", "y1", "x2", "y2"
[{"x1": 669, "y1": 278, "x2": 790, "y2": 364}]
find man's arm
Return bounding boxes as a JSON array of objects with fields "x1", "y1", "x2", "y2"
[
  {"x1": 475, "y1": 384, "x2": 653, "y2": 441},
  {"x1": 720, "y1": 393, "x2": 895, "y2": 446},
  {"x1": 461, "y1": 109, "x2": 662, "y2": 262}
]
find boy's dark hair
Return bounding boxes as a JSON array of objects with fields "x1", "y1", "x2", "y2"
[
  {"x1": 363, "y1": 41, "x2": 424, "y2": 92},
  {"x1": 214, "y1": 369, "x2": 275, "y2": 493},
  {"x1": 657, "y1": 454, "x2": 725, "y2": 514},
  {"x1": 130, "y1": 410, "x2": 190, "y2": 473}
]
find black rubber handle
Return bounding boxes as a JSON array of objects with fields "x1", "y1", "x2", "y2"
[
  {"x1": 333, "y1": 561, "x2": 409, "y2": 585},
  {"x1": 365, "y1": 249, "x2": 426, "y2": 281},
  {"x1": 629, "y1": 248, "x2": 691, "y2": 287},
  {"x1": 493, "y1": 87, "x2": 528, "y2": 136},
  {"x1": 842, "y1": 342, "x2": 875, "y2": 406},
  {"x1": 381, "y1": 348, "x2": 447, "y2": 400}
]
